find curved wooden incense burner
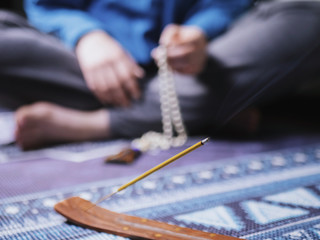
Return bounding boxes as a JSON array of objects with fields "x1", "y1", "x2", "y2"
[{"x1": 55, "y1": 197, "x2": 241, "y2": 240}]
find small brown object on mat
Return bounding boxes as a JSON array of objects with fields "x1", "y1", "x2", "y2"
[
  {"x1": 105, "y1": 148, "x2": 141, "y2": 164},
  {"x1": 54, "y1": 197, "x2": 242, "y2": 240}
]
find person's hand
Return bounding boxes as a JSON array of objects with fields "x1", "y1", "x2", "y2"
[
  {"x1": 152, "y1": 24, "x2": 207, "y2": 75},
  {"x1": 76, "y1": 30, "x2": 144, "y2": 107}
]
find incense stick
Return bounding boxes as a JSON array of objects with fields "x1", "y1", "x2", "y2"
[{"x1": 84, "y1": 138, "x2": 209, "y2": 211}]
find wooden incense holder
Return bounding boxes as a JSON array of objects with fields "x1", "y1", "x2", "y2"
[{"x1": 54, "y1": 197, "x2": 241, "y2": 240}]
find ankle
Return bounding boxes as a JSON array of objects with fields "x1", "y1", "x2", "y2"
[{"x1": 82, "y1": 109, "x2": 111, "y2": 140}]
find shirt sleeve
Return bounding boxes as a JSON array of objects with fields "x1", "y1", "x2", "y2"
[
  {"x1": 183, "y1": 0, "x2": 253, "y2": 40},
  {"x1": 24, "y1": 0, "x2": 104, "y2": 49}
]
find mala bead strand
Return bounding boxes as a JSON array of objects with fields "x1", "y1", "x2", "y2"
[{"x1": 106, "y1": 46, "x2": 187, "y2": 163}]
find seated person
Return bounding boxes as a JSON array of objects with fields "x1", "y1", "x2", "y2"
[{"x1": 0, "y1": 0, "x2": 319, "y2": 149}]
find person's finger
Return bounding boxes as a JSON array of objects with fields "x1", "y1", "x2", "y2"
[
  {"x1": 166, "y1": 44, "x2": 193, "y2": 70},
  {"x1": 114, "y1": 61, "x2": 140, "y2": 100},
  {"x1": 151, "y1": 47, "x2": 157, "y2": 60},
  {"x1": 127, "y1": 57, "x2": 144, "y2": 98},
  {"x1": 159, "y1": 24, "x2": 180, "y2": 46},
  {"x1": 93, "y1": 69, "x2": 113, "y2": 104},
  {"x1": 133, "y1": 66, "x2": 145, "y2": 80},
  {"x1": 166, "y1": 43, "x2": 194, "y2": 58},
  {"x1": 125, "y1": 53, "x2": 145, "y2": 79},
  {"x1": 104, "y1": 66, "x2": 130, "y2": 107},
  {"x1": 82, "y1": 70, "x2": 108, "y2": 104},
  {"x1": 82, "y1": 68, "x2": 96, "y2": 91},
  {"x1": 178, "y1": 65, "x2": 199, "y2": 74}
]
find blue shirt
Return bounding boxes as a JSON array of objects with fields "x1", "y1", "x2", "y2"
[{"x1": 24, "y1": 0, "x2": 252, "y2": 65}]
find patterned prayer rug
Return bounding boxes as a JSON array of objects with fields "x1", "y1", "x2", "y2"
[
  {"x1": 0, "y1": 112, "x2": 15, "y2": 146},
  {"x1": 0, "y1": 140, "x2": 129, "y2": 163},
  {"x1": 1, "y1": 143, "x2": 320, "y2": 239}
]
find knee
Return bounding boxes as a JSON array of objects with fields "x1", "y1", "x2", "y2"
[{"x1": 0, "y1": 30, "x2": 38, "y2": 63}]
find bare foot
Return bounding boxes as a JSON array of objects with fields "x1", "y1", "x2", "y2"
[{"x1": 15, "y1": 102, "x2": 110, "y2": 150}]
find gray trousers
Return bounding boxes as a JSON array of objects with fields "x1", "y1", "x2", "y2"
[{"x1": 1, "y1": 1, "x2": 320, "y2": 138}]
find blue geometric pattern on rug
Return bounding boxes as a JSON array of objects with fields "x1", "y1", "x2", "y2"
[
  {"x1": 264, "y1": 188, "x2": 320, "y2": 208},
  {"x1": 174, "y1": 205, "x2": 244, "y2": 231},
  {"x1": 1, "y1": 144, "x2": 320, "y2": 239},
  {"x1": 241, "y1": 200, "x2": 308, "y2": 225}
]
